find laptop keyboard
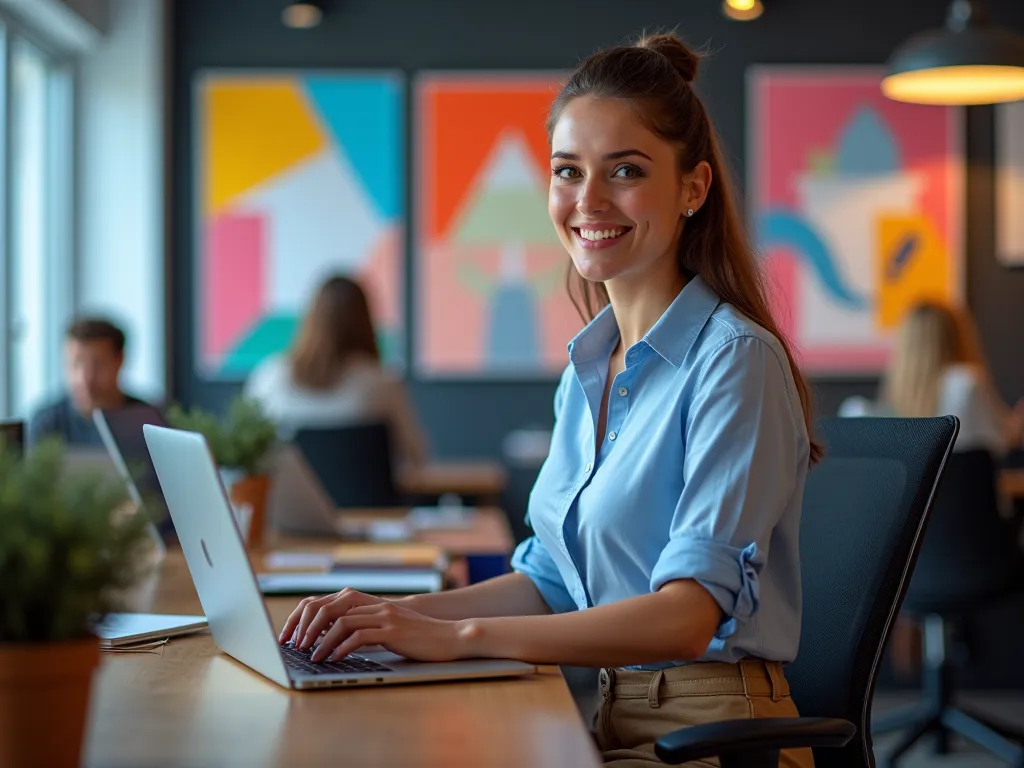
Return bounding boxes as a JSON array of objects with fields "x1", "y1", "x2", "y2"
[{"x1": 281, "y1": 642, "x2": 393, "y2": 675}]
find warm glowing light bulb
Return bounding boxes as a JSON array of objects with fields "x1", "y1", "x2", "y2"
[
  {"x1": 282, "y1": 3, "x2": 323, "y2": 29},
  {"x1": 723, "y1": 0, "x2": 763, "y2": 21},
  {"x1": 882, "y1": 65, "x2": 1024, "y2": 105}
]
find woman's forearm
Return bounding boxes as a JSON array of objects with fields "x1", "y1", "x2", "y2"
[
  {"x1": 457, "y1": 579, "x2": 722, "y2": 667},
  {"x1": 395, "y1": 572, "x2": 553, "y2": 621}
]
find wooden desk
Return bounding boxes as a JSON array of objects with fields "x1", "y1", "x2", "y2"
[
  {"x1": 1002, "y1": 468, "x2": 1024, "y2": 500},
  {"x1": 269, "y1": 506, "x2": 515, "y2": 557},
  {"x1": 84, "y1": 555, "x2": 600, "y2": 767},
  {"x1": 397, "y1": 461, "x2": 509, "y2": 502}
]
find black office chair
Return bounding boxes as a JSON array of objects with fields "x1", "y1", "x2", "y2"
[
  {"x1": 655, "y1": 416, "x2": 959, "y2": 768},
  {"x1": 0, "y1": 420, "x2": 24, "y2": 457},
  {"x1": 873, "y1": 449, "x2": 1024, "y2": 766},
  {"x1": 292, "y1": 422, "x2": 401, "y2": 508}
]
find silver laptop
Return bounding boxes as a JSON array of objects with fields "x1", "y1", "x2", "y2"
[
  {"x1": 267, "y1": 444, "x2": 349, "y2": 537},
  {"x1": 143, "y1": 424, "x2": 536, "y2": 690}
]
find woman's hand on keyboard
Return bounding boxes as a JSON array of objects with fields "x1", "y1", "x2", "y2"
[
  {"x1": 308, "y1": 601, "x2": 466, "y2": 663},
  {"x1": 279, "y1": 588, "x2": 389, "y2": 648}
]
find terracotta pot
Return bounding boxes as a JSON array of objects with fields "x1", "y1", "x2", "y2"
[
  {"x1": 0, "y1": 637, "x2": 101, "y2": 768},
  {"x1": 231, "y1": 472, "x2": 271, "y2": 551}
]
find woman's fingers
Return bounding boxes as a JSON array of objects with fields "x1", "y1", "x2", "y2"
[
  {"x1": 328, "y1": 629, "x2": 389, "y2": 662},
  {"x1": 299, "y1": 590, "x2": 384, "y2": 649},
  {"x1": 278, "y1": 596, "x2": 320, "y2": 643},
  {"x1": 294, "y1": 594, "x2": 339, "y2": 645},
  {"x1": 309, "y1": 614, "x2": 385, "y2": 662}
]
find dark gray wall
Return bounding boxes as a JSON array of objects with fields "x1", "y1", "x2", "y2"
[{"x1": 170, "y1": 0, "x2": 1024, "y2": 455}]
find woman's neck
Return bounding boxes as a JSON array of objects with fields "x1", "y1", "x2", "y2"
[{"x1": 605, "y1": 256, "x2": 688, "y2": 353}]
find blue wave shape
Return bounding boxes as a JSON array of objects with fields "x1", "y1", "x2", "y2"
[{"x1": 760, "y1": 209, "x2": 868, "y2": 310}]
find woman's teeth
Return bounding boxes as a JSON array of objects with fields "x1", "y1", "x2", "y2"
[{"x1": 578, "y1": 228, "x2": 626, "y2": 241}]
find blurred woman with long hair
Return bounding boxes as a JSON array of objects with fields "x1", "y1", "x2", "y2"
[
  {"x1": 245, "y1": 275, "x2": 427, "y2": 468},
  {"x1": 882, "y1": 301, "x2": 1024, "y2": 454}
]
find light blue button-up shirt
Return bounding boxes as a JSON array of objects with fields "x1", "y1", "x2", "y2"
[{"x1": 510, "y1": 275, "x2": 810, "y2": 669}]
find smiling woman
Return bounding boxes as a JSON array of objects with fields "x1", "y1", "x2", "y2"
[{"x1": 279, "y1": 31, "x2": 818, "y2": 768}]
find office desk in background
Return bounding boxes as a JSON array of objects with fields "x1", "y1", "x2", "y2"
[
  {"x1": 1002, "y1": 468, "x2": 1024, "y2": 500},
  {"x1": 269, "y1": 506, "x2": 516, "y2": 586},
  {"x1": 397, "y1": 461, "x2": 509, "y2": 505},
  {"x1": 83, "y1": 554, "x2": 600, "y2": 768}
]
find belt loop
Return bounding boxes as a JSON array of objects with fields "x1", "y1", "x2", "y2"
[
  {"x1": 764, "y1": 661, "x2": 784, "y2": 702},
  {"x1": 647, "y1": 669, "x2": 665, "y2": 709}
]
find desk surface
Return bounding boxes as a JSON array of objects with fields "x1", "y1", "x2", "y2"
[
  {"x1": 272, "y1": 506, "x2": 515, "y2": 556},
  {"x1": 84, "y1": 555, "x2": 600, "y2": 768},
  {"x1": 397, "y1": 460, "x2": 509, "y2": 499},
  {"x1": 1002, "y1": 468, "x2": 1024, "y2": 500}
]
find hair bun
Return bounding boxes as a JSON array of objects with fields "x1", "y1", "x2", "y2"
[{"x1": 637, "y1": 33, "x2": 701, "y2": 84}]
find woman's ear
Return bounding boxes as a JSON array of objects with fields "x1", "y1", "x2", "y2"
[{"x1": 681, "y1": 161, "x2": 713, "y2": 216}]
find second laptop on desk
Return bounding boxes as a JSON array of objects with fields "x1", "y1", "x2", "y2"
[{"x1": 143, "y1": 424, "x2": 535, "y2": 690}]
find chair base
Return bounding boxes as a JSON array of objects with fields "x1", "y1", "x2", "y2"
[{"x1": 874, "y1": 702, "x2": 1024, "y2": 767}]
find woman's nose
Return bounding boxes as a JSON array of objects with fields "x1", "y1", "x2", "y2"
[{"x1": 577, "y1": 180, "x2": 611, "y2": 215}]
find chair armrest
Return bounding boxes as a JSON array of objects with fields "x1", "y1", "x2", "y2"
[{"x1": 654, "y1": 717, "x2": 855, "y2": 765}]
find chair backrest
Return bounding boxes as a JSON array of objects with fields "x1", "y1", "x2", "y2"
[
  {"x1": 788, "y1": 416, "x2": 958, "y2": 768},
  {"x1": 292, "y1": 422, "x2": 400, "y2": 508},
  {"x1": 0, "y1": 420, "x2": 24, "y2": 457},
  {"x1": 905, "y1": 449, "x2": 1021, "y2": 608}
]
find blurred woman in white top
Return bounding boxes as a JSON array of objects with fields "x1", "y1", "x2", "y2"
[
  {"x1": 245, "y1": 275, "x2": 428, "y2": 469},
  {"x1": 882, "y1": 301, "x2": 1024, "y2": 455}
]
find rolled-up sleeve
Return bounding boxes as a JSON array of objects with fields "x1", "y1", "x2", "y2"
[
  {"x1": 650, "y1": 335, "x2": 807, "y2": 639},
  {"x1": 510, "y1": 536, "x2": 578, "y2": 614}
]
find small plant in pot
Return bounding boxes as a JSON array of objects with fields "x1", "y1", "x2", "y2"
[
  {"x1": 0, "y1": 438, "x2": 157, "y2": 768},
  {"x1": 167, "y1": 396, "x2": 277, "y2": 549}
]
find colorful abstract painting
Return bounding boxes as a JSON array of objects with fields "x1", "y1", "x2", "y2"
[
  {"x1": 195, "y1": 71, "x2": 404, "y2": 378},
  {"x1": 997, "y1": 100, "x2": 1024, "y2": 267},
  {"x1": 749, "y1": 67, "x2": 964, "y2": 374},
  {"x1": 415, "y1": 73, "x2": 582, "y2": 378}
]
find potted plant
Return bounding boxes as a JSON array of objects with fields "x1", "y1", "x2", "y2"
[
  {"x1": 0, "y1": 438, "x2": 156, "y2": 768},
  {"x1": 167, "y1": 396, "x2": 277, "y2": 549}
]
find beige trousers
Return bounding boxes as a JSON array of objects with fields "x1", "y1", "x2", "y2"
[{"x1": 593, "y1": 659, "x2": 816, "y2": 767}]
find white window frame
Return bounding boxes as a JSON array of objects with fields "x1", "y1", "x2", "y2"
[{"x1": 0, "y1": 11, "x2": 76, "y2": 419}]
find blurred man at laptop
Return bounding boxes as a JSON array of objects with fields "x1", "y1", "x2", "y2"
[{"x1": 28, "y1": 317, "x2": 150, "y2": 448}]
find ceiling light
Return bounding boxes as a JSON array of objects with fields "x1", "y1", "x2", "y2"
[
  {"x1": 883, "y1": 0, "x2": 1024, "y2": 105},
  {"x1": 723, "y1": 0, "x2": 764, "y2": 21},
  {"x1": 282, "y1": 2, "x2": 324, "y2": 29}
]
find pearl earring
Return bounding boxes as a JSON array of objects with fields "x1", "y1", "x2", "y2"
[{"x1": 687, "y1": 208, "x2": 694, "y2": 217}]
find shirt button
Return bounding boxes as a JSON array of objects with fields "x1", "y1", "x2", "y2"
[
  {"x1": 608, "y1": 431, "x2": 617, "y2": 441},
  {"x1": 584, "y1": 462, "x2": 592, "y2": 473},
  {"x1": 618, "y1": 387, "x2": 628, "y2": 397}
]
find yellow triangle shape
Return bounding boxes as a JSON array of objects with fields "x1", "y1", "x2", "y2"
[{"x1": 202, "y1": 78, "x2": 326, "y2": 216}]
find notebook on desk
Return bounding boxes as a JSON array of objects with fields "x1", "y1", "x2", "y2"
[
  {"x1": 143, "y1": 424, "x2": 536, "y2": 691},
  {"x1": 95, "y1": 613, "x2": 208, "y2": 648}
]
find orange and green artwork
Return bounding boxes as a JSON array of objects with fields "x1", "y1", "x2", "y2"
[
  {"x1": 415, "y1": 74, "x2": 583, "y2": 378},
  {"x1": 195, "y1": 72, "x2": 404, "y2": 378}
]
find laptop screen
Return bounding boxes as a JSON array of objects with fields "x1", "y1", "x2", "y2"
[{"x1": 95, "y1": 404, "x2": 174, "y2": 537}]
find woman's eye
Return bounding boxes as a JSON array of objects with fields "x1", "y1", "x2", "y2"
[
  {"x1": 613, "y1": 164, "x2": 643, "y2": 179},
  {"x1": 552, "y1": 165, "x2": 581, "y2": 180}
]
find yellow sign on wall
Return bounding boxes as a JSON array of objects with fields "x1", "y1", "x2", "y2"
[{"x1": 876, "y1": 213, "x2": 953, "y2": 329}]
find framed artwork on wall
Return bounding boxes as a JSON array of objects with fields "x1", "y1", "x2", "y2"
[
  {"x1": 193, "y1": 70, "x2": 405, "y2": 380},
  {"x1": 414, "y1": 72, "x2": 582, "y2": 379},
  {"x1": 997, "y1": 100, "x2": 1024, "y2": 268},
  {"x1": 748, "y1": 66, "x2": 965, "y2": 375}
]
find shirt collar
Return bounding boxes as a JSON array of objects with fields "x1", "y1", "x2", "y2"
[
  {"x1": 566, "y1": 275, "x2": 721, "y2": 369},
  {"x1": 645, "y1": 274, "x2": 721, "y2": 367}
]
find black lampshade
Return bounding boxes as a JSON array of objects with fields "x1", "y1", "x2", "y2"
[{"x1": 883, "y1": 0, "x2": 1024, "y2": 105}]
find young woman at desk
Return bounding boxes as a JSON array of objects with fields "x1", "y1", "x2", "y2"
[
  {"x1": 244, "y1": 274, "x2": 427, "y2": 469},
  {"x1": 281, "y1": 34, "x2": 817, "y2": 767}
]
